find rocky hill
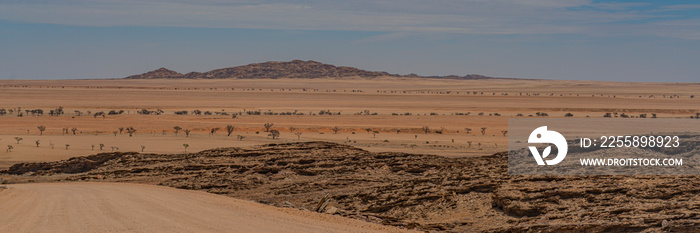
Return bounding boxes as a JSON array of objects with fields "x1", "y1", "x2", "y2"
[
  {"x1": 124, "y1": 68, "x2": 183, "y2": 79},
  {"x1": 124, "y1": 60, "x2": 500, "y2": 80},
  {"x1": 125, "y1": 60, "x2": 396, "y2": 79}
]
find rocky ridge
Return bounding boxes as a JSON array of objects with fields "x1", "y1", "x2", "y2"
[{"x1": 123, "y1": 60, "x2": 499, "y2": 80}]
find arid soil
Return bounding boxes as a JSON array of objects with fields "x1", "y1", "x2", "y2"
[
  {"x1": 3, "y1": 142, "x2": 698, "y2": 232},
  {"x1": 0, "y1": 182, "x2": 409, "y2": 233},
  {"x1": 1, "y1": 78, "x2": 698, "y2": 163}
]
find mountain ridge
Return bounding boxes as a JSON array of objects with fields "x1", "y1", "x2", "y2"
[{"x1": 124, "y1": 60, "x2": 503, "y2": 80}]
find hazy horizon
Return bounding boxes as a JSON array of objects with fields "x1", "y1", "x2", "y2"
[{"x1": 1, "y1": 0, "x2": 699, "y2": 82}]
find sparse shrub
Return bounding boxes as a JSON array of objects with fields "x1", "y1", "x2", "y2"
[
  {"x1": 37, "y1": 125, "x2": 46, "y2": 135},
  {"x1": 269, "y1": 129, "x2": 280, "y2": 139},
  {"x1": 564, "y1": 113, "x2": 574, "y2": 117},
  {"x1": 226, "y1": 125, "x2": 235, "y2": 136},
  {"x1": 264, "y1": 123, "x2": 274, "y2": 132}
]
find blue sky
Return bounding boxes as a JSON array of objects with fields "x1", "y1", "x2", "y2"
[{"x1": 1, "y1": 0, "x2": 699, "y2": 82}]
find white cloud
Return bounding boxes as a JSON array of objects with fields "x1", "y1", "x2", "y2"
[{"x1": 0, "y1": 0, "x2": 696, "y2": 39}]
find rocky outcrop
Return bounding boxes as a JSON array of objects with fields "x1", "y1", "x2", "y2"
[
  {"x1": 125, "y1": 60, "x2": 395, "y2": 79},
  {"x1": 123, "y1": 60, "x2": 500, "y2": 80},
  {"x1": 124, "y1": 68, "x2": 183, "y2": 79},
  {"x1": 4, "y1": 142, "x2": 691, "y2": 232}
]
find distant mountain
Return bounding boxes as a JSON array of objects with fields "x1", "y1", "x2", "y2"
[
  {"x1": 124, "y1": 68, "x2": 183, "y2": 79},
  {"x1": 123, "y1": 60, "x2": 501, "y2": 80}
]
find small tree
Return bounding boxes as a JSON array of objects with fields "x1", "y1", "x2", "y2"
[
  {"x1": 71, "y1": 127, "x2": 78, "y2": 135},
  {"x1": 65, "y1": 144, "x2": 70, "y2": 150},
  {"x1": 35, "y1": 140, "x2": 40, "y2": 147},
  {"x1": 331, "y1": 126, "x2": 341, "y2": 134},
  {"x1": 141, "y1": 145, "x2": 146, "y2": 152},
  {"x1": 226, "y1": 125, "x2": 235, "y2": 136},
  {"x1": 183, "y1": 143, "x2": 189, "y2": 152},
  {"x1": 422, "y1": 126, "x2": 430, "y2": 134},
  {"x1": 269, "y1": 129, "x2": 280, "y2": 139},
  {"x1": 99, "y1": 144, "x2": 105, "y2": 150},
  {"x1": 14, "y1": 137, "x2": 22, "y2": 144},
  {"x1": 465, "y1": 128, "x2": 472, "y2": 134},
  {"x1": 126, "y1": 127, "x2": 137, "y2": 137},
  {"x1": 184, "y1": 129, "x2": 191, "y2": 137},
  {"x1": 113, "y1": 131, "x2": 118, "y2": 136},
  {"x1": 236, "y1": 135, "x2": 245, "y2": 141},
  {"x1": 174, "y1": 126, "x2": 182, "y2": 136},
  {"x1": 501, "y1": 130, "x2": 508, "y2": 136},
  {"x1": 6, "y1": 145, "x2": 13, "y2": 152},
  {"x1": 372, "y1": 130, "x2": 379, "y2": 138},
  {"x1": 91, "y1": 144, "x2": 95, "y2": 150},
  {"x1": 294, "y1": 132, "x2": 302, "y2": 139},
  {"x1": 210, "y1": 127, "x2": 220, "y2": 135},
  {"x1": 119, "y1": 127, "x2": 124, "y2": 134},
  {"x1": 365, "y1": 128, "x2": 372, "y2": 134},
  {"x1": 37, "y1": 125, "x2": 46, "y2": 135},
  {"x1": 289, "y1": 126, "x2": 296, "y2": 133},
  {"x1": 481, "y1": 127, "x2": 487, "y2": 136},
  {"x1": 264, "y1": 123, "x2": 274, "y2": 132}
]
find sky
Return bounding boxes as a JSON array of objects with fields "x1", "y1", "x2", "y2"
[{"x1": 0, "y1": 0, "x2": 699, "y2": 82}]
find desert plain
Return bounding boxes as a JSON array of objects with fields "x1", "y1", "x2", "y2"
[{"x1": 1, "y1": 77, "x2": 699, "y2": 232}]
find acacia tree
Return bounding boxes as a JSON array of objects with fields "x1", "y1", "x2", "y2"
[
  {"x1": 37, "y1": 125, "x2": 46, "y2": 135},
  {"x1": 210, "y1": 127, "x2": 220, "y2": 135},
  {"x1": 126, "y1": 127, "x2": 136, "y2": 137},
  {"x1": 141, "y1": 145, "x2": 146, "y2": 152},
  {"x1": 332, "y1": 126, "x2": 341, "y2": 134},
  {"x1": 35, "y1": 140, "x2": 40, "y2": 147},
  {"x1": 183, "y1": 144, "x2": 189, "y2": 152},
  {"x1": 481, "y1": 127, "x2": 487, "y2": 136},
  {"x1": 422, "y1": 126, "x2": 430, "y2": 134},
  {"x1": 288, "y1": 126, "x2": 296, "y2": 133},
  {"x1": 226, "y1": 125, "x2": 235, "y2": 136},
  {"x1": 6, "y1": 145, "x2": 13, "y2": 152},
  {"x1": 184, "y1": 129, "x2": 191, "y2": 137},
  {"x1": 119, "y1": 127, "x2": 124, "y2": 134},
  {"x1": 174, "y1": 126, "x2": 182, "y2": 136},
  {"x1": 465, "y1": 128, "x2": 472, "y2": 134},
  {"x1": 264, "y1": 123, "x2": 274, "y2": 132},
  {"x1": 269, "y1": 129, "x2": 280, "y2": 139},
  {"x1": 14, "y1": 137, "x2": 22, "y2": 144},
  {"x1": 71, "y1": 127, "x2": 78, "y2": 135},
  {"x1": 365, "y1": 128, "x2": 372, "y2": 134},
  {"x1": 294, "y1": 132, "x2": 302, "y2": 139}
]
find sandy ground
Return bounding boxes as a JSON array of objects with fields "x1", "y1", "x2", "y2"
[
  {"x1": 0, "y1": 78, "x2": 697, "y2": 164},
  {"x1": 0, "y1": 182, "x2": 411, "y2": 233}
]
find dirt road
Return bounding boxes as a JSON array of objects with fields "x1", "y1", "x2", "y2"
[{"x1": 0, "y1": 182, "x2": 408, "y2": 233}]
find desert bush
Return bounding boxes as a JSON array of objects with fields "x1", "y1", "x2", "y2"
[
  {"x1": 226, "y1": 125, "x2": 235, "y2": 136},
  {"x1": 37, "y1": 125, "x2": 46, "y2": 135},
  {"x1": 264, "y1": 123, "x2": 274, "y2": 132},
  {"x1": 269, "y1": 129, "x2": 280, "y2": 139}
]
